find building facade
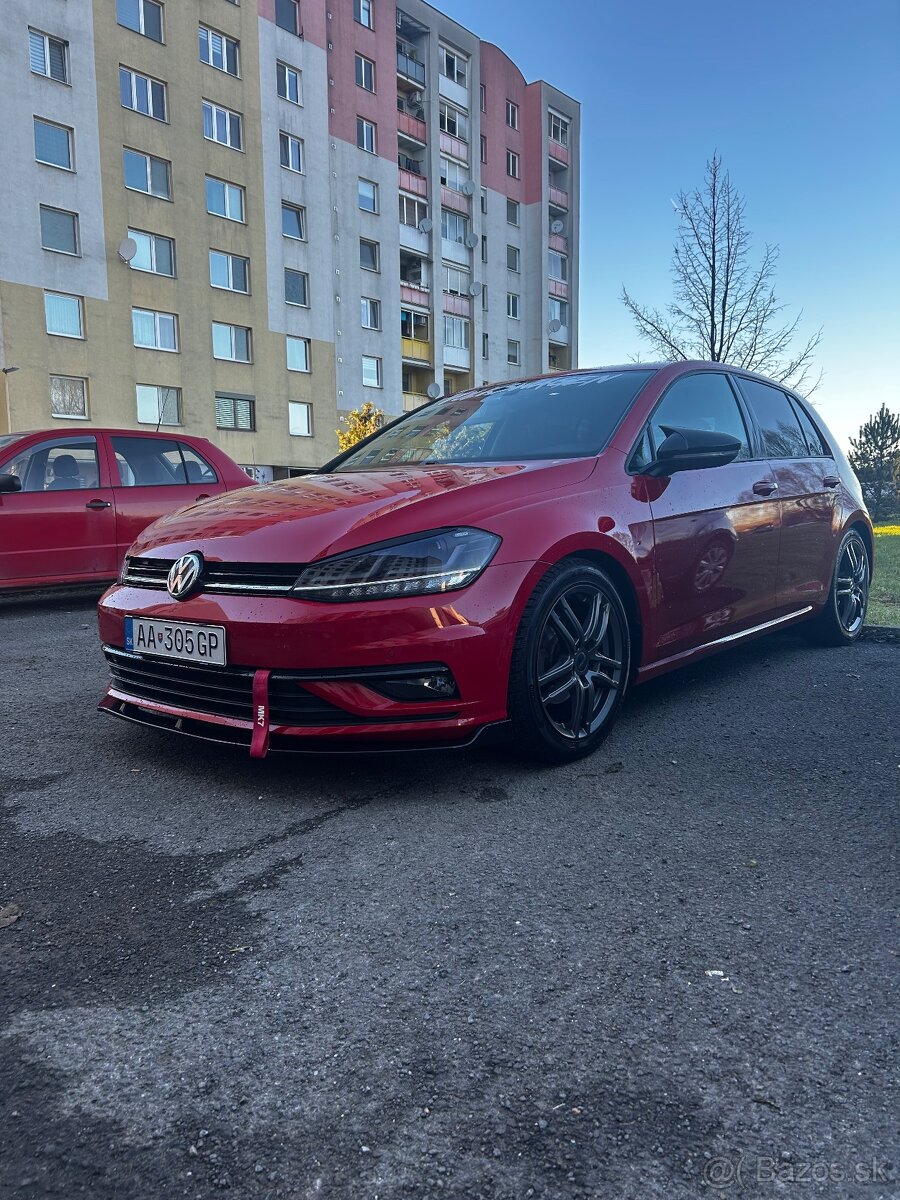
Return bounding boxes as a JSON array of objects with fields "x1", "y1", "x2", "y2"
[{"x1": 0, "y1": 0, "x2": 580, "y2": 478}]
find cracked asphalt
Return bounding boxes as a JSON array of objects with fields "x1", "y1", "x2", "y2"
[{"x1": 1, "y1": 596, "x2": 897, "y2": 1199}]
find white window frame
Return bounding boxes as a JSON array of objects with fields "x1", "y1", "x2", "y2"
[
  {"x1": 33, "y1": 118, "x2": 73, "y2": 170},
  {"x1": 50, "y1": 375, "x2": 89, "y2": 420},
  {"x1": 362, "y1": 355, "x2": 383, "y2": 388},
  {"x1": 442, "y1": 264, "x2": 470, "y2": 295},
  {"x1": 354, "y1": 0, "x2": 374, "y2": 29},
  {"x1": 29, "y1": 30, "x2": 68, "y2": 83},
  {"x1": 355, "y1": 53, "x2": 375, "y2": 92},
  {"x1": 506, "y1": 149, "x2": 520, "y2": 179},
  {"x1": 507, "y1": 292, "x2": 520, "y2": 320},
  {"x1": 438, "y1": 102, "x2": 468, "y2": 142},
  {"x1": 507, "y1": 339, "x2": 520, "y2": 365},
  {"x1": 215, "y1": 393, "x2": 256, "y2": 431},
  {"x1": 281, "y1": 201, "x2": 306, "y2": 240},
  {"x1": 40, "y1": 205, "x2": 80, "y2": 256},
  {"x1": 212, "y1": 322, "x2": 252, "y2": 363},
  {"x1": 359, "y1": 238, "x2": 379, "y2": 272},
  {"x1": 132, "y1": 308, "x2": 178, "y2": 352},
  {"x1": 199, "y1": 26, "x2": 240, "y2": 76},
  {"x1": 439, "y1": 46, "x2": 467, "y2": 87},
  {"x1": 276, "y1": 61, "x2": 302, "y2": 104},
  {"x1": 118, "y1": 0, "x2": 164, "y2": 42},
  {"x1": 441, "y1": 209, "x2": 468, "y2": 244},
  {"x1": 399, "y1": 194, "x2": 427, "y2": 227},
  {"x1": 289, "y1": 400, "x2": 313, "y2": 437},
  {"x1": 443, "y1": 315, "x2": 470, "y2": 350},
  {"x1": 129, "y1": 228, "x2": 175, "y2": 277},
  {"x1": 548, "y1": 250, "x2": 568, "y2": 281},
  {"x1": 284, "y1": 268, "x2": 309, "y2": 308},
  {"x1": 507, "y1": 244, "x2": 521, "y2": 272},
  {"x1": 549, "y1": 110, "x2": 570, "y2": 146},
  {"x1": 356, "y1": 117, "x2": 376, "y2": 153},
  {"x1": 209, "y1": 249, "x2": 249, "y2": 293},
  {"x1": 507, "y1": 198, "x2": 520, "y2": 226},
  {"x1": 135, "y1": 384, "x2": 181, "y2": 426},
  {"x1": 124, "y1": 148, "x2": 171, "y2": 198},
  {"x1": 279, "y1": 131, "x2": 304, "y2": 172},
  {"x1": 440, "y1": 157, "x2": 469, "y2": 192},
  {"x1": 549, "y1": 297, "x2": 569, "y2": 326},
  {"x1": 506, "y1": 100, "x2": 519, "y2": 129},
  {"x1": 119, "y1": 66, "x2": 167, "y2": 121},
  {"x1": 286, "y1": 336, "x2": 311, "y2": 372},
  {"x1": 203, "y1": 100, "x2": 243, "y2": 150},
  {"x1": 360, "y1": 297, "x2": 381, "y2": 329},
  {"x1": 205, "y1": 176, "x2": 245, "y2": 222},
  {"x1": 44, "y1": 292, "x2": 84, "y2": 339},
  {"x1": 358, "y1": 178, "x2": 378, "y2": 213}
]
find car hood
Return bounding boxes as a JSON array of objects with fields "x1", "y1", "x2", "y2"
[{"x1": 128, "y1": 459, "x2": 596, "y2": 563}]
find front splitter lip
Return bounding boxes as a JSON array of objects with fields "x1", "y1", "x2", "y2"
[{"x1": 99, "y1": 690, "x2": 508, "y2": 755}]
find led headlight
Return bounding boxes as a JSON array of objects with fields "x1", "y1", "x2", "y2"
[{"x1": 291, "y1": 527, "x2": 500, "y2": 602}]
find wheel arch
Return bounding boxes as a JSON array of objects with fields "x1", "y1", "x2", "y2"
[
  {"x1": 848, "y1": 518, "x2": 874, "y2": 580},
  {"x1": 547, "y1": 546, "x2": 646, "y2": 676}
]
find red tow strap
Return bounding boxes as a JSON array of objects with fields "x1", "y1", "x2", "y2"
[{"x1": 250, "y1": 669, "x2": 271, "y2": 759}]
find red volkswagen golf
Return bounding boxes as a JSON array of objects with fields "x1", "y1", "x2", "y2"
[{"x1": 97, "y1": 364, "x2": 872, "y2": 762}]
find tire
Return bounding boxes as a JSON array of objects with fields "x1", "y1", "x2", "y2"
[
  {"x1": 805, "y1": 528, "x2": 870, "y2": 646},
  {"x1": 507, "y1": 559, "x2": 632, "y2": 763}
]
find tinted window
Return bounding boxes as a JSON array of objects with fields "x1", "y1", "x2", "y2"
[
  {"x1": 5, "y1": 437, "x2": 99, "y2": 492},
  {"x1": 649, "y1": 373, "x2": 750, "y2": 460},
  {"x1": 179, "y1": 443, "x2": 218, "y2": 484},
  {"x1": 332, "y1": 371, "x2": 657, "y2": 469},
  {"x1": 738, "y1": 378, "x2": 808, "y2": 458},
  {"x1": 111, "y1": 436, "x2": 188, "y2": 486},
  {"x1": 789, "y1": 397, "x2": 831, "y2": 457}
]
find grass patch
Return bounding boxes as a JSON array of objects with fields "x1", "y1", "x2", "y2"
[{"x1": 869, "y1": 528, "x2": 900, "y2": 627}]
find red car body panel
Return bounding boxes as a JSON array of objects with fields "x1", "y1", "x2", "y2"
[
  {"x1": 95, "y1": 363, "x2": 873, "y2": 753},
  {"x1": 0, "y1": 428, "x2": 250, "y2": 591}
]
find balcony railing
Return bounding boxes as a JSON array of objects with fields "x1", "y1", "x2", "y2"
[
  {"x1": 549, "y1": 278, "x2": 569, "y2": 299},
  {"x1": 440, "y1": 186, "x2": 468, "y2": 214},
  {"x1": 442, "y1": 292, "x2": 471, "y2": 317},
  {"x1": 549, "y1": 233, "x2": 568, "y2": 254},
  {"x1": 548, "y1": 139, "x2": 569, "y2": 165},
  {"x1": 403, "y1": 391, "x2": 430, "y2": 412},
  {"x1": 400, "y1": 281, "x2": 430, "y2": 306},
  {"x1": 398, "y1": 167, "x2": 427, "y2": 197},
  {"x1": 440, "y1": 131, "x2": 468, "y2": 162},
  {"x1": 397, "y1": 51, "x2": 425, "y2": 85},
  {"x1": 401, "y1": 336, "x2": 431, "y2": 362},
  {"x1": 398, "y1": 111, "x2": 427, "y2": 143},
  {"x1": 549, "y1": 185, "x2": 569, "y2": 210}
]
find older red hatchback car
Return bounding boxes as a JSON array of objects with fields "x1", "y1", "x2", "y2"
[
  {"x1": 0, "y1": 428, "x2": 250, "y2": 592},
  {"x1": 97, "y1": 364, "x2": 872, "y2": 762}
]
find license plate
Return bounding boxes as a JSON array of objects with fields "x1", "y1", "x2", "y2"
[{"x1": 124, "y1": 617, "x2": 227, "y2": 665}]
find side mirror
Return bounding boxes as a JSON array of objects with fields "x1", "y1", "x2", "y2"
[
  {"x1": 645, "y1": 428, "x2": 742, "y2": 477},
  {"x1": 0, "y1": 473, "x2": 22, "y2": 493}
]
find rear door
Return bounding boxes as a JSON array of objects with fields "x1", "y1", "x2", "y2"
[
  {"x1": 733, "y1": 377, "x2": 839, "y2": 610},
  {"x1": 0, "y1": 434, "x2": 117, "y2": 586},
  {"x1": 633, "y1": 371, "x2": 782, "y2": 659},
  {"x1": 109, "y1": 434, "x2": 225, "y2": 559}
]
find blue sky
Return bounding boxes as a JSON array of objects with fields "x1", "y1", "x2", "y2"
[{"x1": 448, "y1": 0, "x2": 900, "y2": 449}]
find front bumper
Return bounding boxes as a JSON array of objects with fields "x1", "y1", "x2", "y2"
[{"x1": 97, "y1": 560, "x2": 543, "y2": 754}]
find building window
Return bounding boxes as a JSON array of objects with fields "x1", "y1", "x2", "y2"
[
  {"x1": 354, "y1": 0, "x2": 374, "y2": 29},
  {"x1": 281, "y1": 201, "x2": 305, "y2": 239},
  {"x1": 507, "y1": 244, "x2": 521, "y2": 272},
  {"x1": 358, "y1": 179, "x2": 378, "y2": 212},
  {"x1": 203, "y1": 101, "x2": 243, "y2": 150},
  {"x1": 50, "y1": 376, "x2": 88, "y2": 420},
  {"x1": 440, "y1": 209, "x2": 468, "y2": 244},
  {"x1": 506, "y1": 99, "x2": 519, "y2": 129},
  {"x1": 359, "y1": 238, "x2": 379, "y2": 271},
  {"x1": 284, "y1": 268, "x2": 309, "y2": 307},
  {"x1": 480, "y1": 188, "x2": 487, "y2": 214},
  {"x1": 136, "y1": 384, "x2": 180, "y2": 425},
  {"x1": 481, "y1": 235, "x2": 488, "y2": 263},
  {"x1": 215, "y1": 393, "x2": 255, "y2": 431},
  {"x1": 212, "y1": 322, "x2": 251, "y2": 362},
  {"x1": 401, "y1": 309, "x2": 429, "y2": 342},
  {"x1": 286, "y1": 336, "x2": 311, "y2": 372},
  {"x1": 480, "y1": 83, "x2": 486, "y2": 112},
  {"x1": 279, "y1": 131, "x2": 304, "y2": 172},
  {"x1": 362, "y1": 355, "x2": 382, "y2": 388},
  {"x1": 124, "y1": 148, "x2": 171, "y2": 198},
  {"x1": 507, "y1": 292, "x2": 520, "y2": 320},
  {"x1": 275, "y1": 0, "x2": 300, "y2": 35},
  {"x1": 133, "y1": 308, "x2": 178, "y2": 352},
  {"x1": 40, "y1": 206, "x2": 79, "y2": 255},
  {"x1": 439, "y1": 157, "x2": 469, "y2": 192},
  {"x1": 548, "y1": 250, "x2": 568, "y2": 281},
  {"x1": 118, "y1": 0, "x2": 164, "y2": 42},
  {"x1": 355, "y1": 54, "x2": 375, "y2": 92},
  {"x1": 507, "y1": 198, "x2": 520, "y2": 226},
  {"x1": 209, "y1": 249, "x2": 249, "y2": 292},
  {"x1": 549, "y1": 297, "x2": 569, "y2": 327},
  {"x1": 29, "y1": 30, "x2": 68, "y2": 83},
  {"x1": 34, "y1": 118, "x2": 73, "y2": 170},
  {"x1": 438, "y1": 46, "x2": 467, "y2": 87},
  {"x1": 360, "y1": 297, "x2": 381, "y2": 329},
  {"x1": 443, "y1": 315, "x2": 469, "y2": 350},
  {"x1": 44, "y1": 292, "x2": 83, "y2": 339},
  {"x1": 205, "y1": 176, "x2": 245, "y2": 221},
  {"x1": 480, "y1": 135, "x2": 487, "y2": 163},
  {"x1": 442, "y1": 264, "x2": 470, "y2": 295},
  {"x1": 129, "y1": 229, "x2": 175, "y2": 276},
  {"x1": 507, "y1": 339, "x2": 520, "y2": 365},
  {"x1": 481, "y1": 284, "x2": 489, "y2": 310},
  {"x1": 481, "y1": 332, "x2": 489, "y2": 359},
  {"x1": 119, "y1": 67, "x2": 167, "y2": 121},
  {"x1": 439, "y1": 102, "x2": 468, "y2": 141},
  {"x1": 199, "y1": 26, "x2": 240, "y2": 76},
  {"x1": 276, "y1": 61, "x2": 302, "y2": 104},
  {"x1": 289, "y1": 401, "x2": 313, "y2": 436},
  {"x1": 399, "y1": 194, "x2": 427, "y2": 227},
  {"x1": 549, "y1": 111, "x2": 570, "y2": 146},
  {"x1": 356, "y1": 117, "x2": 376, "y2": 153},
  {"x1": 506, "y1": 149, "x2": 520, "y2": 179}
]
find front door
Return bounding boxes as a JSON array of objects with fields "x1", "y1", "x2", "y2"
[
  {"x1": 634, "y1": 372, "x2": 782, "y2": 660},
  {"x1": 0, "y1": 435, "x2": 117, "y2": 586}
]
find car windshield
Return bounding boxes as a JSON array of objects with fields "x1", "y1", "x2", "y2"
[{"x1": 332, "y1": 371, "x2": 657, "y2": 470}]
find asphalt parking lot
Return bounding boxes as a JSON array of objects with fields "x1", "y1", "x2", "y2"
[{"x1": 1, "y1": 597, "x2": 897, "y2": 1199}]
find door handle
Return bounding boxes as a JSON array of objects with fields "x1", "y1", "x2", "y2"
[
  {"x1": 752, "y1": 480, "x2": 778, "y2": 497},
  {"x1": 195, "y1": 493, "x2": 210, "y2": 500},
  {"x1": 85, "y1": 498, "x2": 111, "y2": 510},
  {"x1": 822, "y1": 475, "x2": 840, "y2": 488}
]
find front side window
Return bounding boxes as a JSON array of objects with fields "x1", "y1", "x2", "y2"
[
  {"x1": 289, "y1": 402, "x2": 313, "y2": 437},
  {"x1": 279, "y1": 131, "x2": 304, "y2": 172},
  {"x1": 209, "y1": 250, "x2": 249, "y2": 292},
  {"x1": 737, "y1": 377, "x2": 809, "y2": 459},
  {"x1": 362, "y1": 355, "x2": 382, "y2": 388},
  {"x1": 647, "y1": 373, "x2": 750, "y2": 462},
  {"x1": 286, "y1": 336, "x2": 311, "y2": 372},
  {"x1": 215, "y1": 393, "x2": 255, "y2": 431},
  {"x1": 203, "y1": 101, "x2": 243, "y2": 150},
  {"x1": 356, "y1": 117, "x2": 376, "y2": 153},
  {"x1": 212, "y1": 322, "x2": 251, "y2": 362},
  {"x1": 129, "y1": 229, "x2": 175, "y2": 276},
  {"x1": 44, "y1": 292, "x2": 83, "y2": 339},
  {"x1": 118, "y1": 0, "x2": 164, "y2": 42},
  {"x1": 29, "y1": 30, "x2": 68, "y2": 82},
  {"x1": 361, "y1": 297, "x2": 381, "y2": 329},
  {"x1": 199, "y1": 26, "x2": 239, "y2": 75},
  {"x1": 284, "y1": 268, "x2": 309, "y2": 306},
  {"x1": 119, "y1": 67, "x2": 167, "y2": 120},
  {"x1": 205, "y1": 176, "x2": 245, "y2": 221},
  {"x1": 40, "y1": 206, "x2": 79, "y2": 255},
  {"x1": 135, "y1": 385, "x2": 181, "y2": 425},
  {"x1": 133, "y1": 308, "x2": 178, "y2": 352},
  {"x1": 277, "y1": 61, "x2": 301, "y2": 104},
  {"x1": 34, "y1": 119, "x2": 73, "y2": 170},
  {"x1": 281, "y1": 201, "x2": 305, "y2": 239},
  {"x1": 124, "y1": 148, "x2": 171, "y2": 198},
  {"x1": 358, "y1": 179, "x2": 378, "y2": 212},
  {"x1": 50, "y1": 376, "x2": 88, "y2": 420},
  {"x1": 8, "y1": 438, "x2": 100, "y2": 492}
]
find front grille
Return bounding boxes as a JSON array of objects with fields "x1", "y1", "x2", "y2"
[
  {"x1": 123, "y1": 556, "x2": 302, "y2": 596},
  {"x1": 104, "y1": 647, "x2": 362, "y2": 725}
]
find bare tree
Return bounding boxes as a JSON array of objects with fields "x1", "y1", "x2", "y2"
[{"x1": 622, "y1": 153, "x2": 822, "y2": 393}]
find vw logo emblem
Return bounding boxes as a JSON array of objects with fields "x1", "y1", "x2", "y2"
[{"x1": 167, "y1": 552, "x2": 204, "y2": 601}]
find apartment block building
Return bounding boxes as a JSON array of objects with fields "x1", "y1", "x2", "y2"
[{"x1": 0, "y1": 0, "x2": 580, "y2": 478}]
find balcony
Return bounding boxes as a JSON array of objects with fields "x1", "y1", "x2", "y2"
[
  {"x1": 549, "y1": 185, "x2": 569, "y2": 211},
  {"x1": 440, "y1": 131, "x2": 468, "y2": 162},
  {"x1": 549, "y1": 233, "x2": 568, "y2": 254},
  {"x1": 443, "y1": 344, "x2": 471, "y2": 370},
  {"x1": 400, "y1": 280, "x2": 431, "y2": 307},
  {"x1": 548, "y1": 323, "x2": 569, "y2": 346},
  {"x1": 549, "y1": 139, "x2": 569, "y2": 166},
  {"x1": 442, "y1": 292, "x2": 471, "y2": 317},
  {"x1": 398, "y1": 111, "x2": 427, "y2": 143},
  {"x1": 441, "y1": 186, "x2": 468, "y2": 214},
  {"x1": 401, "y1": 336, "x2": 431, "y2": 363},
  {"x1": 403, "y1": 391, "x2": 430, "y2": 412},
  {"x1": 397, "y1": 50, "x2": 425, "y2": 86},
  {"x1": 549, "y1": 278, "x2": 569, "y2": 299},
  {"x1": 398, "y1": 166, "x2": 427, "y2": 198}
]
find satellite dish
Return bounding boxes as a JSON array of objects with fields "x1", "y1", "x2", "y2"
[
  {"x1": 550, "y1": 219, "x2": 565, "y2": 234},
  {"x1": 468, "y1": 282, "x2": 482, "y2": 296},
  {"x1": 464, "y1": 233, "x2": 479, "y2": 249},
  {"x1": 426, "y1": 382, "x2": 442, "y2": 399},
  {"x1": 461, "y1": 180, "x2": 476, "y2": 196},
  {"x1": 118, "y1": 237, "x2": 138, "y2": 263},
  {"x1": 419, "y1": 217, "x2": 433, "y2": 233},
  {"x1": 548, "y1": 319, "x2": 562, "y2": 333}
]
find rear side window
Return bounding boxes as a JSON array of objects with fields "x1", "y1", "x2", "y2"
[
  {"x1": 112, "y1": 436, "x2": 188, "y2": 486},
  {"x1": 789, "y1": 398, "x2": 832, "y2": 457},
  {"x1": 179, "y1": 442, "x2": 218, "y2": 484},
  {"x1": 648, "y1": 373, "x2": 751, "y2": 460},
  {"x1": 737, "y1": 378, "x2": 808, "y2": 459}
]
